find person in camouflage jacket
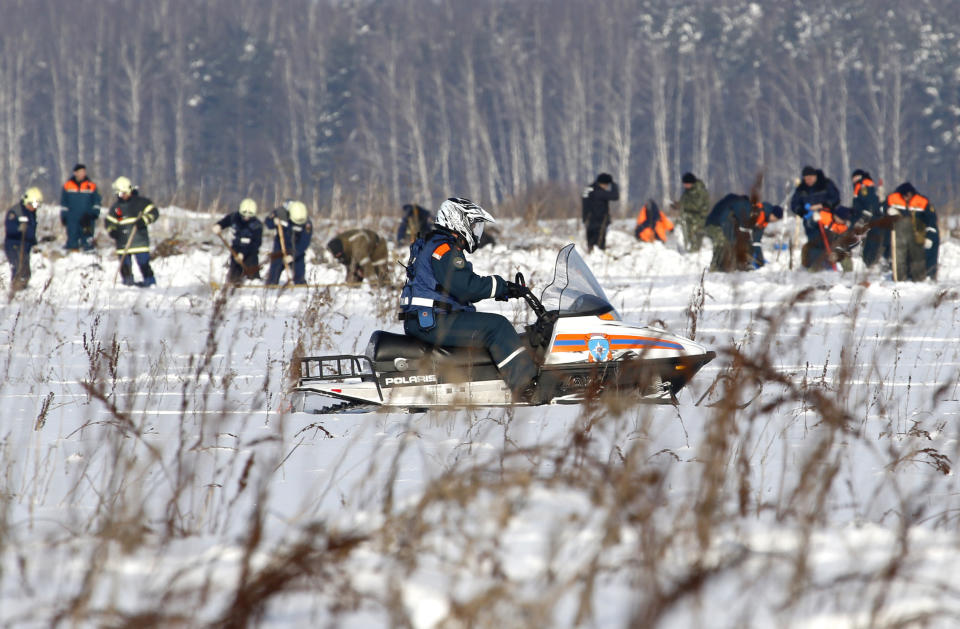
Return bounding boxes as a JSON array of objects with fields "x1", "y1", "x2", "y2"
[{"x1": 678, "y1": 172, "x2": 709, "y2": 251}]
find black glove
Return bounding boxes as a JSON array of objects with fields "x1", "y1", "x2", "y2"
[{"x1": 505, "y1": 281, "x2": 526, "y2": 299}]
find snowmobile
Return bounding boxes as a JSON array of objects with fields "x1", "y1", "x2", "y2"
[{"x1": 290, "y1": 244, "x2": 715, "y2": 413}]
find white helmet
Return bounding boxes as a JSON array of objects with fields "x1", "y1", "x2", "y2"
[
  {"x1": 285, "y1": 200, "x2": 308, "y2": 225},
  {"x1": 112, "y1": 176, "x2": 134, "y2": 196},
  {"x1": 239, "y1": 198, "x2": 257, "y2": 218},
  {"x1": 436, "y1": 197, "x2": 494, "y2": 252},
  {"x1": 22, "y1": 187, "x2": 43, "y2": 209}
]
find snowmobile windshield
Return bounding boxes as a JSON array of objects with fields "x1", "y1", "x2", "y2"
[{"x1": 539, "y1": 244, "x2": 618, "y2": 318}]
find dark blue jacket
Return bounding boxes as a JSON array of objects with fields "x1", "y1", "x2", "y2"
[
  {"x1": 790, "y1": 170, "x2": 840, "y2": 217},
  {"x1": 706, "y1": 194, "x2": 752, "y2": 242},
  {"x1": 216, "y1": 211, "x2": 263, "y2": 255},
  {"x1": 5, "y1": 203, "x2": 38, "y2": 246},
  {"x1": 60, "y1": 177, "x2": 101, "y2": 221},
  {"x1": 265, "y1": 210, "x2": 312, "y2": 256},
  {"x1": 851, "y1": 177, "x2": 881, "y2": 225},
  {"x1": 400, "y1": 229, "x2": 507, "y2": 314}
]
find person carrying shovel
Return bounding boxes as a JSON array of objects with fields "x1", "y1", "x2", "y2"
[
  {"x1": 104, "y1": 176, "x2": 159, "y2": 287},
  {"x1": 212, "y1": 198, "x2": 263, "y2": 283},
  {"x1": 265, "y1": 200, "x2": 312, "y2": 285}
]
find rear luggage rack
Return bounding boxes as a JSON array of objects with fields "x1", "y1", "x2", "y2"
[{"x1": 297, "y1": 355, "x2": 381, "y2": 393}]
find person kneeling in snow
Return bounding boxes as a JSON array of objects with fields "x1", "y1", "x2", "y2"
[
  {"x1": 634, "y1": 199, "x2": 674, "y2": 243},
  {"x1": 327, "y1": 228, "x2": 390, "y2": 284},
  {"x1": 104, "y1": 177, "x2": 159, "y2": 287},
  {"x1": 399, "y1": 197, "x2": 540, "y2": 402}
]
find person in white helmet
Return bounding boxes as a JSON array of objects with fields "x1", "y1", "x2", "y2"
[
  {"x1": 212, "y1": 198, "x2": 263, "y2": 282},
  {"x1": 264, "y1": 200, "x2": 312, "y2": 285},
  {"x1": 103, "y1": 176, "x2": 159, "y2": 287},
  {"x1": 398, "y1": 197, "x2": 539, "y2": 401},
  {"x1": 5, "y1": 187, "x2": 43, "y2": 291}
]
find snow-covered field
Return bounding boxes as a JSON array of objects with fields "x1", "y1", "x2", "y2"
[{"x1": 2, "y1": 208, "x2": 959, "y2": 628}]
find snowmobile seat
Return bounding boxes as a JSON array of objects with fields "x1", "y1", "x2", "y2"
[{"x1": 365, "y1": 331, "x2": 496, "y2": 370}]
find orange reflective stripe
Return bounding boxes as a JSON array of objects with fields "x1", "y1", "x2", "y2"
[
  {"x1": 64, "y1": 180, "x2": 79, "y2": 192},
  {"x1": 432, "y1": 243, "x2": 451, "y2": 259}
]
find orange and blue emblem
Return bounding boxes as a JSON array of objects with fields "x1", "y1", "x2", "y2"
[
  {"x1": 588, "y1": 336, "x2": 611, "y2": 362},
  {"x1": 552, "y1": 333, "x2": 684, "y2": 360}
]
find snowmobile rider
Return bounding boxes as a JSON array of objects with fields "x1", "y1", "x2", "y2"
[
  {"x1": 884, "y1": 182, "x2": 938, "y2": 281},
  {"x1": 327, "y1": 228, "x2": 390, "y2": 284},
  {"x1": 396, "y1": 203, "x2": 433, "y2": 246},
  {"x1": 59, "y1": 163, "x2": 101, "y2": 251},
  {"x1": 4, "y1": 187, "x2": 42, "y2": 291},
  {"x1": 104, "y1": 176, "x2": 159, "y2": 287},
  {"x1": 265, "y1": 200, "x2": 312, "y2": 285},
  {"x1": 582, "y1": 173, "x2": 619, "y2": 253},
  {"x1": 399, "y1": 197, "x2": 539, "y2": 401},
  {"x1": 789, "y1": 166, "x2": 846, "y2": 270},
  {"x1": 213, "y1": 198, "x2": 263, "y2": 282}
]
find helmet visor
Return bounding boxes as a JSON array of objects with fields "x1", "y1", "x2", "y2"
[{"x1": 471, "y1": 220, "x2": 485, "y2": 243}]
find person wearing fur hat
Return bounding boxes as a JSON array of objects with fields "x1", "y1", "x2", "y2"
[
  {"x1": 884, "y1": 182, "x2": 938, "y2": 281},
  {"x1": 677, "y1": 172, "x2": 710, "y2": 252},
  {"x1": 581, "y1": 172, "x2": 619, "y2": 253}
]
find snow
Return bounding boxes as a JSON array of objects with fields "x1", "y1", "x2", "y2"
[{"x1": 2, "y1": 209, "x2": 960, "y2": 627}]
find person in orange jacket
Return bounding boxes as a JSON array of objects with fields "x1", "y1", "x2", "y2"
[{"x1": 634, "y1": 199, "x2": 674, "y2": 243}]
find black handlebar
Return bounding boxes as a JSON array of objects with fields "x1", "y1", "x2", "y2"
[{"x1": 515, "y1": 271, "x2": 546, "y2": 318}]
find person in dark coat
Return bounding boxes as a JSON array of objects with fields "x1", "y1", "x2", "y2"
[
  {"x1": 59, "y1": 163, "x2": 101, "y2": 251},
  {"x1": 399, "y1": 198, "x2": 538, "y2": 400},
  {"x1": 677, "y1": 172, "x2": 710, "y2": 251},
  {"x1": 213, "y1": 198, "x2": 263, "y2": 282},
  {"x1": 884, "y1": 182, "x2": 938, "y2": 281},
  {"x1": 705, "y1": 194, "x2": 754, "y2": 271},
  {"x1": 4, "y1": 187, "x2": 42, "y2": 291},
  {"x1": 396, "y1": 204, "x2": 433, "y2": 245},
  {"x1": 265, "y1": 200, "x2": 313, "y2": 285},
  {"x1": 104, "y1": 176, "x2": 159, "y2": 286},
  {"x1": 789, "y1": 166, "x2": 846, "y2": 270},
  {"x1": 327, "y1": 228, "x2": 390, "y2": 284},
  {"x1": 581, "y1": 173, "x2": 619, "y2": 253},
  {"x1": 850, "y1": 169, "x2": 888, "y2": 268}
]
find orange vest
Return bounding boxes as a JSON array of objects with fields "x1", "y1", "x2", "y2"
[
  {"x1": 64, "y1": 179, "x2": 97, "y2": 193},
  {"x1": 886, "y1": 191, "x2": 931, "y2": 214},
  {"x1": 853, "y1": 177, "x2": 875, "y2": 197},
  {"x1": 636, "y1": 205, "x2": 674, "y2": 242},
  {"x1": 816, "y1": 210, "x2": 848, "y2": 234}
]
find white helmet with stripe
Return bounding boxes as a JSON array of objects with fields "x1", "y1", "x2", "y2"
[{"x1": 436, "y1": 197, "x2": 494, "y2": 252}]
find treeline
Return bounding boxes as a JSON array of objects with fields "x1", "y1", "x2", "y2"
[{"x1": 1, "y1": 0, "x2": 957, "y2": 214}]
